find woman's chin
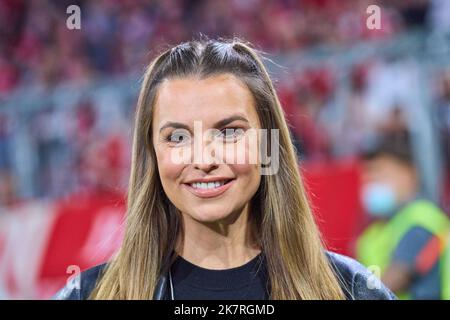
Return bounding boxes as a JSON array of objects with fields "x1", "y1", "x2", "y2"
[{"x1": 188, "y1": 210, "x2": 233, "y2": 224}]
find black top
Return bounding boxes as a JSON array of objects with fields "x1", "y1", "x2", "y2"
[
  {"x1": 169, "y1": 253, "x2": 269, "y2": 300},
  {"x1": 52, "y1": 251, "x2": 397, "y2": 300}
]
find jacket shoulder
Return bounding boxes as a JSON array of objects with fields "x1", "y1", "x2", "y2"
[
  {"x1": 325, "y1": 251, "x2": 397, "y2": 300},
  {"x1": 52, "y1": 263, "x2": 108, "y2": 300}
]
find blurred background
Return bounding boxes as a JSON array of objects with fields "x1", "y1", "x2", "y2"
[{"x1": 0, "y1": 0, "x2": 449, "y2": 299}]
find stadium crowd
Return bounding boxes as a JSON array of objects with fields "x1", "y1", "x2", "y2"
[{"x1": 0, "y1": 0, "x2": 449, "y2": 213}]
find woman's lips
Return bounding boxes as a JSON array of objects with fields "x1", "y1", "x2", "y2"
[{"x1": 182, "y1": 179, "x2": 235, "y2": 198}]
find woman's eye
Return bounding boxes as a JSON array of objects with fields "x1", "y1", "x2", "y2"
[
  {"x1": 217, "y1": 127, "x2": 245, "y2": 142},
  {"x1": 166, "y1": 130, "x2": 191, "y2": 145}
]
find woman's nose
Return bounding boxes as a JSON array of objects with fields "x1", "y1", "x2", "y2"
[
  {"x1": 192, "y1": 137, "x2": 221, "y2": 171},
  {"x1": 194, "y1": 161, "x2": 219, "y2": 172}
]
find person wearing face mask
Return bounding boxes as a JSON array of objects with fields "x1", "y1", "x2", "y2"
[{"x1": 356, "y1": 132, "x2": 450, "y2": 299}]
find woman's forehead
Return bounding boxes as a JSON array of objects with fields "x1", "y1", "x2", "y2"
[{"x1": 153, "y1": 74, "x2": 259, "y2": 127}]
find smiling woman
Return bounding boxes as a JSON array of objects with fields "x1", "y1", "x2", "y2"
[
  {"x1": 53, "y1": 37, "x2": 396, "y2": 300},
  {"x1": 153, "y1": 73, "x2": 262, "y2": 230}
]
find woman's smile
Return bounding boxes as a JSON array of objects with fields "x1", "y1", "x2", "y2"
[{"x1": 182, "y1": 178, "x2": 236, "y2": 198}]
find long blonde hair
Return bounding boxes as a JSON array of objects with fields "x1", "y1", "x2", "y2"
[{"x1": 89, "y1": 37, "x2": 346, "y2": 300}]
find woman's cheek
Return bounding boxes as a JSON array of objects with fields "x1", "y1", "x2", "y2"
[{"x1": 157, "y1": 146, "x2": 187, "y2": 186}]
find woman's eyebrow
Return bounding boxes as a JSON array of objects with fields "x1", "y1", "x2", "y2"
[
  {"x1": 214, "y1": 115, "x2": 249, "y2": 128},
  {"x1": 159, "y1": 122, "x2": 190, "y2": 133},
  {"x1": 158, "y1": 114, "x2": 249, "y2": 133}
]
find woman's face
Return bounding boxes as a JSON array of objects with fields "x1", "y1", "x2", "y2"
[{"x1": 152, "y1": 73, "x2": 262, "y2": 224}]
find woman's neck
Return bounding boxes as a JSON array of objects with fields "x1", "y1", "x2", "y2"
[{"x1": 176, "y1": 205, "x2": 261, "y2": 269}]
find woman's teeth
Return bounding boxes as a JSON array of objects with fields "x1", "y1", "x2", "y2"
[{"x1": 190, "y1": 180, "x2": 229, "y2": 189}]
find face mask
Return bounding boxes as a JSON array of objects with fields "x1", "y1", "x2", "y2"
[{"x1": 361, "y1": 182, "x2": 397, "y2": 218}]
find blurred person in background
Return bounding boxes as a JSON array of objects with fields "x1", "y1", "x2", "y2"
[
  {"x1": 433, "y1": 69, "x2": 450, "y2": 214},
  {"x1": 356, "y1": 131, "x2": 450, "y2": 299},
  {"x1": 0, "y1": 170, "x2": 17, "y2": 209},
  {"x1": 0, "y1": 113, "x2": 17, "y2": 209}
]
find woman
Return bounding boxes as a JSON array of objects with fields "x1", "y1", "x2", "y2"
[{"x1": 54, "y1": 38, "x2": 396, "y2": 300}]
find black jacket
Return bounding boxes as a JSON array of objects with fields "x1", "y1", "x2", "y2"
[{"x1": 52, "y1": 251, "x2": 397, "y2": 300}]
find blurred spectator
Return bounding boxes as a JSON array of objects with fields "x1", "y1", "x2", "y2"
[
  {"x1": 377, "y1": 104, "x2": 409, "y2": 134},
  {"x1": 433, "y1": 69, "x2": 450, "y2": 213},
  {"x1": 0, "y1": 113, "x2": 18, "y2": 208},
  {"x1": 0, "y1": 170, "x2": 16, "y2": 208},
  {"x1": 356, "y1": 131, "x2": 450, "y2": 299}
]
